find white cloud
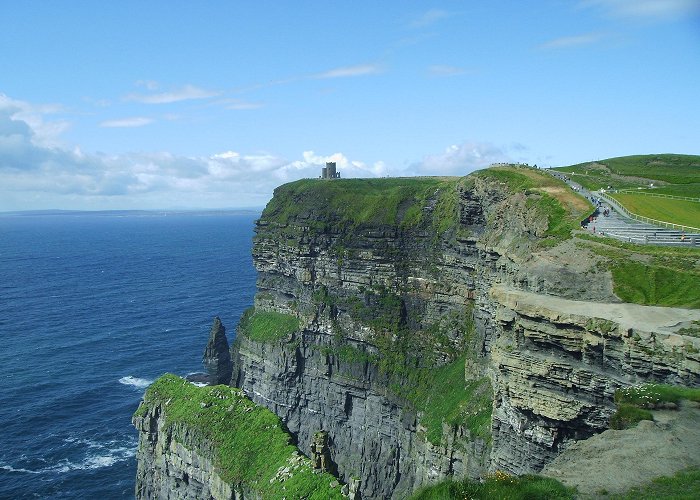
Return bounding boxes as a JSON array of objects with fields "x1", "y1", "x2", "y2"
[
  {"x1": 0, "y1": 94, "x2": 69, "y2": 147},
  {"x1": 100, "y1": 117, "x2": 154, "y2": 128},
  {"x1": 580, "y1": 0, "x2": 700, "y2": 19},
  {"x1": 539, "y1": 32, "x2": 607, "y2": 49},
  {"x1": 314, "y1": 64, "x2": 383, "y2": 79},
  {"x1": 124, "y1": 84, "x2": 221, "y2": 104},
  {"x1": 409, "y1": 141, "x2": 511, "y2": 176},
  {"x1": 213, "y1": 98, "x2": 264, "y2": 110},
  {"x1": 0, "y1": 99, "x2": 388, "y2": 210},
  {"x1": 135, "y1": 79, "x2": 160, "y2": 90},
  {"x1": 409, "y1": 9, "x2": 450, "y2": 28}
]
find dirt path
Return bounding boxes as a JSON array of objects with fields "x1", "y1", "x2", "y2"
[
  {"x1": 491, "y1": 285, "x2": 700, "y2": 333},
  {"x1": 542, "y1": 402, "x2": 700, "y2": 497}
]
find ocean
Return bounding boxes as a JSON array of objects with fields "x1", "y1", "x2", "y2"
[{"x1": 0, "y1": 212, "x2": 258, "y2": 499}]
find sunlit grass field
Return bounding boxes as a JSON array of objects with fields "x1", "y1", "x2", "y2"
[{"x1": 611, "y1": 193, "x2": 700, "y2": 229}]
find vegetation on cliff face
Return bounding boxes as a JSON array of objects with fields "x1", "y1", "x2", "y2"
[
  {"x1": 315, "y1": 285, "x2": 492, "y2": 445},
  {"x1": 575, "y1": 235, "x2": 700, "y2": 308},
  {"x1": 135, "y1": 374, "x2": 343, "y2": 499},
  {"x1": 410, "y1": 471, "x2": 575, "y2": 500},
  {"x1": 237, "y1": 307, "x2": 300, "y2": 342},
  {"x1": 610, "y1": 383, "x2": 700, "y2": 430}
]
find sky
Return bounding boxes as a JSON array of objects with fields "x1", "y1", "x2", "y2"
[{"x1": 1, "y1": 0, "x2": 699, "y2": 211}]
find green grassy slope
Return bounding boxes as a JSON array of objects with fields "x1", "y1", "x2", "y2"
[
  {"x1": 610, "y1": 193, "x2": 700, "y2": 228},
  {"x1": 554, "y1": 154, "x2": 700, "y2": 197},
  {"x1": 575, "y1": 234, "x2": 700, "y2": 308},
  {"x1": 261, "y1": 177, "x2": 461, "y2": 232},
  {"x1": 554, "y1": 153, "x2": 700, "y2": 229},
  {"x1": 135, "y1": 375, "x2": 344, "y2": 499}
]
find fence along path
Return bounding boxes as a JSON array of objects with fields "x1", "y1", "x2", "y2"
[{"x1": 546, "y1": 169, "x2": 700, "y2": 247}]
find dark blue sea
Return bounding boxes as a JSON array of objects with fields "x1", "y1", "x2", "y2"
[{"x1": 0, "y1": 212, "x2": 258, "y2": 499}]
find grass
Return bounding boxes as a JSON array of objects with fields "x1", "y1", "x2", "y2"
[
  {"x1": 238, "y1": 307, "x2": 300, "y2": 342},
  {"x1": 554, "y1": 154, "x2": 700, "y2": 228},
  {"x1": 261, "y1": 177, "x2": 461, "y2": 233},
  {"x1": 575, "y1": 234, "x2": 700, "y2": 308},
  {"x1": 554, "y1": 154, "x2": 700, "y2": 196},
  {"x1": 410, "y1": 471, "x2": 575, "y2": 499},
  {"x1": 609, "y1": 193, "x2": 700, "y2": 229},
  {"x1": 610, "y1": 467, "x2": 700, "y2": 499},
  {"x1": 134, "y1": 374, "x2": 343, "y2": 499},
  {"x1": 678, "y1": 320, "x2": 700, "y2": 338},
  {"x1": 615, "y1": 384, "x2": 700, "y2": 408},
  {"x1": 405, "y1": 357, "x2": 492, "y2": 445},
  {"x1": 610, "y1": 260, "x2": 700, "y2": 308},
  {"x1": 609, "y1": 383, "x2": 700, "y2": 430},
  {"x1": 609, "y1": 404, "x2": 653, "y2": 430}
]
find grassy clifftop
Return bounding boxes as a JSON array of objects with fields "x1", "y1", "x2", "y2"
[
  {"x1": 261, "y1": 176, "x2": 462, "y2": 234},
  {"x1": 261, "y1": 166, "x2": 589, "y2": 248},
  {"x1": 135, "y1": 375, "x2": 343, "y2": 499}
]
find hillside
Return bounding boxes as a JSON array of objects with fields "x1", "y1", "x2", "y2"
[{"x1": 553, "y1": 154, "x2": 700, "y2": 196}]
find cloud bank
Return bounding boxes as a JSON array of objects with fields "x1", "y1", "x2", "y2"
[
  {"x1": 0, "y1": 97, "x2": 388, "y2": 211},
  {"x1": 409, "y1": 142, "x2": 511, "y2": 176}
]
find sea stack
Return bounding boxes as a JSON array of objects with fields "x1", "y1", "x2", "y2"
[{"x1": 202, "y1": 316, "x2": 232, "y2": 385}]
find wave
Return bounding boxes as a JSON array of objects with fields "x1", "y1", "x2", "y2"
[
  {"x1": 0, "y1": 464, "x2": 41, "y2": 474},
  {"x1": 118, "y1": 375, "x2": 153, "y2": 389},
  {"x1": 1, "y1": 439, "x2": 136, "y2": 475},
  {"x1": 51, "y1": 446, "x2": 135, "y2": 472}
]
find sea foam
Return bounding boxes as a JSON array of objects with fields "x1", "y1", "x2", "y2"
[{"x1": 118, "y1": 376, "x2": 153, "y2": 389}]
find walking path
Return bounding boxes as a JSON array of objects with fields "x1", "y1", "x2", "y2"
[{"x1": 548, "y1": 171, "x2": 700, "y2": 247}]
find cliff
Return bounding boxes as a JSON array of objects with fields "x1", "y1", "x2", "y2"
[
  {"x1": 135, "y1": 165, "x2": 700, "y2": 499},
  {"x1": 133, "y1": 374, "x2": 345, "y2": 499},
  {"x1": 228, "y1": 168, "x2": 700, "y2": 498},
  {"x1": 203, "y1": 316, "x2": 233, "y2": 385}
]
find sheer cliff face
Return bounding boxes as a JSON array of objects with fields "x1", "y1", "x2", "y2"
[
  {"x1": 228, "y1": 172, "x2": 700, "y2": 498},
  {"x1": 232, "y1": 178, "x2": 491, "y2": 499}
]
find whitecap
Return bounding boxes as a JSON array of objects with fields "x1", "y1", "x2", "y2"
[
  {"x1": 47, "y1": 441, "x2": 137, "y2": 473},
  {"x1": 118, "y1": 375, "x2": 153, "y2": 389},
  {"x1": 0, "y1": 464, "x2": 41, "y2": 474}
]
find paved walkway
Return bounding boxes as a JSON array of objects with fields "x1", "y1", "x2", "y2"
[{"x1": 548, "y1": 171, "x2": 700, "y2": 247}]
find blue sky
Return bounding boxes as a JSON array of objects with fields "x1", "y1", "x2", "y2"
[{"x1": 1, "y1": 0, "x2": 699, "y2": 210}]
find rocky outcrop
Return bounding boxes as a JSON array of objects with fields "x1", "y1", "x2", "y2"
[
  {"x1": 542, "y1": 401, "x2": 700, "y2": 495},
  {"x1": 133, "y1": 374, "x2": 344, "y2": 499},
  {"x1": 486, "y1": 286, "x2": 700, "y2": 473},
  {"x1": 203, "y1": 316, "x2": 232, "y2": 385},
  {"x1": 133, "y1": 403, "x2": 236, "y2": 499}
]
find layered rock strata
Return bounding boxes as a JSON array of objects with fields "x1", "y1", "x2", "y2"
[
  {"x1": 135, "y1": 169, "x2": 700, "y2": 499},
  {"x1": 227, "y1": 172, "x2": 700, "y2": 498},
  {"x1": 487, "y1": 286, "x2": 700, "y2": 473}
]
